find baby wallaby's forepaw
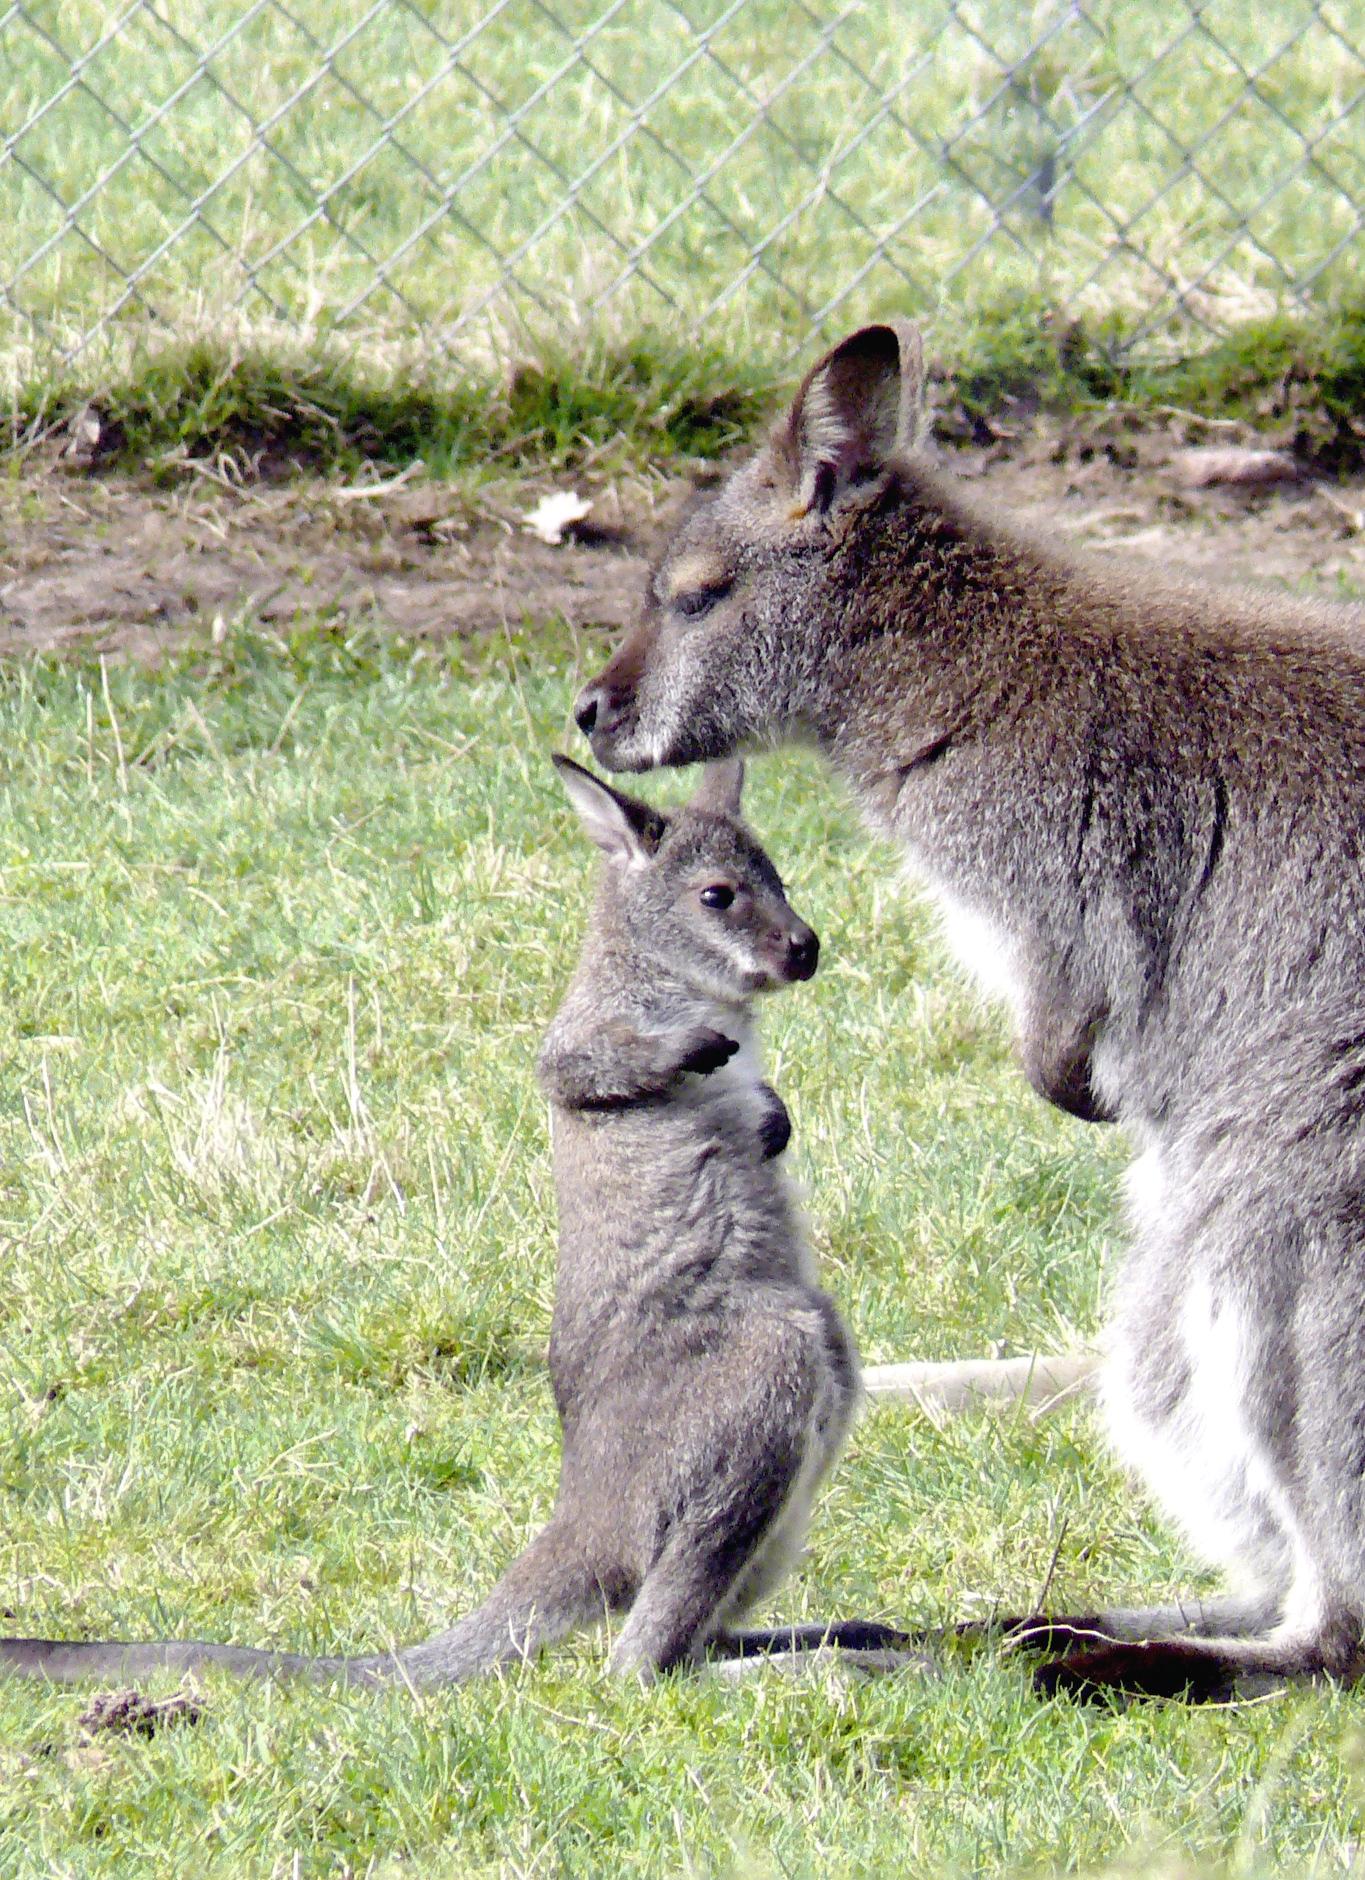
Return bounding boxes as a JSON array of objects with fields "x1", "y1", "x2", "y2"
[
  {"x1": 677, "y1": 1029, "x2": 741, "y2": 1077},
  {"x1": 756, "y1": 1085, "x2": 792, "y2": 1158}
]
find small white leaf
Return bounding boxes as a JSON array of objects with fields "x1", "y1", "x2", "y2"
[{"x1": 523, "y1": 489, "x2": 592, "y2": 544}]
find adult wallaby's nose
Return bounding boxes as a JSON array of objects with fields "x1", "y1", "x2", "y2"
[
  {"x1": 574, "y1": 685, "x2": 601, "y2": 736},
  {"x1": 786, "y1": 927, "x2": 819, "y2": 980}
]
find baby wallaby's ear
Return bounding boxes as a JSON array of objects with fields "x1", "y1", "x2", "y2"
[
  {"x1": 552, "y1": 755, "x2": 668, "y2": 868},
  {"x1": 689, "y1": 758, "x2": 745, "y2": 818},
  {"x1": 781, "y1": 319, "x2": 925, "y2": 516}
]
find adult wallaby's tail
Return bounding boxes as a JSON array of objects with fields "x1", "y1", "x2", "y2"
[{"x1": 0, "y1": 1522, "x2": 605, "y2": 1690}]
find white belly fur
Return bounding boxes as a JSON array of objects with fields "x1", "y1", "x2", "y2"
[
  {"x1": 928, "y1": 882, "x2": 1026, "y2": 1017},
  {"x1": 1104, "y1": 1167, "x2": 1319, "y2": 1625},
  {"x1": 700, "y1": 1032, "x2": 769, "y2": 1127}
]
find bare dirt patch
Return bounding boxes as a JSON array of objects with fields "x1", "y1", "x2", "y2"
[{"x1": 4, "y1": 418, "x2": 1363, "y2": 661}]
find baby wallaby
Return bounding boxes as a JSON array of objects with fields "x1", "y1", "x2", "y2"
[
  {"x1": 496, "y1": 754, "x2": 871, "y2": 1680},
  {"x1": 0, "y1": 758, "x2": 907, "y2": 1689}
]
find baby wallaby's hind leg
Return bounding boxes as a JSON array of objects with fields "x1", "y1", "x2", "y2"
[
  {"x1": 607, "y1": 1332, "x2": 889, "y2": 1682},
  {"x1": 608, "y1": 1506, "x2": 786, "y2": 1681},
  {"x1": 609, "y1": 1325, "x2": 854, "y2": 1681}
]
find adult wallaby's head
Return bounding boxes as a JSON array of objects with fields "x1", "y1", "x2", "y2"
[
  {"x1": 553, "y1": 755, "x2": 818, "y2": 997},
  {"x1": 575, "y1": 320, "x2": 926, "y2": 772}
]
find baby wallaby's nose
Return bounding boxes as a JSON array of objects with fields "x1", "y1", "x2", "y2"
[{"x1": 786, "y1": 926, "x2": 820, "y2": 981}]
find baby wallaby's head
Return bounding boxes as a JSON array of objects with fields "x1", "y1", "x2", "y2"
[{"x1": 552, "y1": 755, "x2": 818, "y2": 1002}]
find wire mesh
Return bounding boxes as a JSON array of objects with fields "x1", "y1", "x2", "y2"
[{"x1": 2, "y1": 0, "x2": 1362, "y2": 374}]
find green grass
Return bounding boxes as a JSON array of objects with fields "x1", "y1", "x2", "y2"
[
  {"x1": 17, "y1": 303, "x2": 1365, "y2": 484},
  {"x1": 5, "y1": 0, "x2": 1365, "y2": 463},
  {"x1": 11, "y1": 329, "x2": 774, "y2": 482},
  {"x1": 4, "y1": 616, "x2": 1365, "y2": 1875}
]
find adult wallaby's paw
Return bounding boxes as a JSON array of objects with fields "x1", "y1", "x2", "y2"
[{"x1": 677, "y1": 1029, "x2": 741, "y2": 1077}]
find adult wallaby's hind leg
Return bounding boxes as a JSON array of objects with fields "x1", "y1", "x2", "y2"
[
  {"x1": 989, "y1": 1593, "x2": 1272, "y2": 1652},
  {"x1": 983, "y1": 1595, "x2": 1280, "y2": 1702},
  {"x1": 1027, "y1": 1605, "x2": 1362, "y2": 1703},
  {"x1": 1010, "y1": 1143, "x2": 1365, "y2": 1702}
]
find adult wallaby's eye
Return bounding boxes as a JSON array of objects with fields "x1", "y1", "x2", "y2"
[
  {"x1": 699, "y1": 884, "x2": 734, "y2": 910},
  {"x1": 674, "y1": 581, "x2": 730, "y2": 620}
]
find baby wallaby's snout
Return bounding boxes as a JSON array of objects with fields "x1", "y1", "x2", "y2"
[
  {"x1": 779, "y1": 921, "x2": 819, "y2": 982},
  {"x1": 754, "y1": 912, "x2": 818, "y2": 986},
  {"x1": 691, "y1": 833, "x2": 820, "y2": 994}
]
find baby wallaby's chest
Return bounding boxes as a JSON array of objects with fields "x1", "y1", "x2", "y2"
[{"x1": 686, "y1": 1031, "x2": 770, "y2": 1128}]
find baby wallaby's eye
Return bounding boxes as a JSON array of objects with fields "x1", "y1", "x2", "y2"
[
  {"x1": 699, "y1": 884, "x2": 735, "y2": 910},
  {"x1": 673, "y1": 581, "x2": 731, "y2": 620}
]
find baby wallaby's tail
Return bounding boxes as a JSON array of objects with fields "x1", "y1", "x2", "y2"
[
  {"x1": 0, "y1": 1522, "x2": 604, "y2": 1690},
  {"x1": 378, "y1": 1522, "x2": 605, "y2": 1686}
]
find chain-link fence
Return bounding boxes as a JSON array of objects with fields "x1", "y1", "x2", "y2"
[{"x1": 3, "y1": 0, "x2": 1363, "y2": 385}]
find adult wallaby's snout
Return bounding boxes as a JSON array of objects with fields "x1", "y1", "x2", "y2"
[
  {"x1": 573, "y1": 638, "x2": 688, "y2": 773},
  {"x1": 572, "y1": 680, "x2": 605, "y2": 736},
  {"x1": 574, "y1": 635, "x2": 649, "y2": 753}
]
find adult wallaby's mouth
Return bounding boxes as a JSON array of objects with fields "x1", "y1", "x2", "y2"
[
  {"x1": 574, "y1": 695, "x2": 649, "y2": 771},
  {"x1": 588, "y1": 729, "x2": 650, "y2": 773},
  {"x1": 574, "y1": 681, "x2": 647, "y2": 770},
  {"x1": 585, "y1": 717, "x2": 703, "y2": 775}
]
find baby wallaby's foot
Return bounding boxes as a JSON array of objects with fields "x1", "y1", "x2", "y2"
[
  {"x1": 706, "y1": 1643, "x2": 937, "y2": 1684},
  {"x1": 716, "y1": 1619, "x2": 921, "y2": 1656},
  {"x1": 705, "y1": 1619, "x2": 938, "y2": 1683}
]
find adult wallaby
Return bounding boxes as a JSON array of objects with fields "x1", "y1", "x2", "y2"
[
  {"x1": 574, "y1": 317, "x2": 1365, "y2": 1702},
  {"x1": 0, "y1": 757, "x2": 911, "y2": 1689}
]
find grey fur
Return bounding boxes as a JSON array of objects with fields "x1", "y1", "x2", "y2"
[
  {"x1": 576, "y1": 318, "x2": 1365, "y2": 1700},
  {"x1": 0, "y1": 758, "x2": 902, "y2": 1689}
]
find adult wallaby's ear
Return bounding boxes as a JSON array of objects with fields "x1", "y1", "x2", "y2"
[
  {"x1": 782, "y1": 320, "x2": 925, "y2": 516},
  {"x1": 689, "y1": 758, "x2": 745, "y2": 818},
  {"x1": 552, "y1": 755, "x2": 667, "y2": 868}
]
